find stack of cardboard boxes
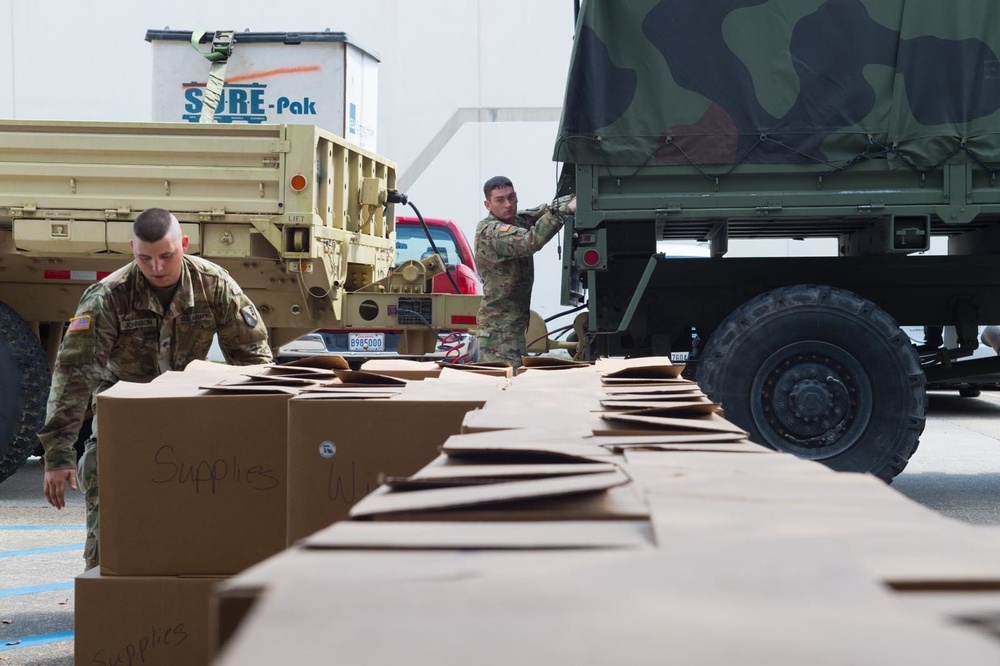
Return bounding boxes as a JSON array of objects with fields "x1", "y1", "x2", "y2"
[
  {"x1": 206, "y1": 358, "x2": 1000, "y2": 664},
  {"x1": 74, "y1": 359, "x2": 506, "y2": 665}
]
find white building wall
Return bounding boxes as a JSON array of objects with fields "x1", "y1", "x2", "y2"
[{"x1": 4, "y1": 0, "x2": 576, "y2": 318}]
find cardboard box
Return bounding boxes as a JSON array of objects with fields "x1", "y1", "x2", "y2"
[
  {"x1": 286, "y1": 392, "x2": 488, "y2": 543},
  {"x1": 75, "y1": 569, "x2": 223, "y2": 666},
  {"x1": 348, "y1": 470, "x2": 649, "y2": 522},
  {"x1": 98, "y1": 381, "x2": 293, "y2": 576},
  {"x1": 360, "y1": 359, "x2": 443, "y2": 380},
  {"x1": 211, "y1": 543, "x2": 1000, "y2": 666}
]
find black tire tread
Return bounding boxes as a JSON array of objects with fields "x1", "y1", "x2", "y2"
[
  {"x1": 0, "y1": 303, "x2": 51, "y2": 484},
  {"x1": 696, "y1": 285, "x2": 925, "y2": 482}
]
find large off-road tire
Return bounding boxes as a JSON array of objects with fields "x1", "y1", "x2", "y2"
[
  {"x1": 696, "y1": 285, "x2": 926, "y2": 482},
  {"x1": 0, "y1": 303, "x2": 50, "y2": 483}
]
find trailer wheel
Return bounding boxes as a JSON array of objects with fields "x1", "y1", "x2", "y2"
[
  {"x1": 0, "y1": 303, "x2": 51, "y2": 484},
  {"x1": 696, "y1": 285, "x2": 925, "y2": 482}
]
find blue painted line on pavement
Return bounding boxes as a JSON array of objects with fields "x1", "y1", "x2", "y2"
[
  {"x1": 0, "y1": 630, "x2": 74, "y2": 651},
  {"x1": 0, "y1": 525, "x2": 85, "y2": 531},
  {"x1": 0, "y1": 581, "x2": 74, "y2": 598},
  {"x1": 0, "y1": 543, "x2": 84, "y2": 559}
]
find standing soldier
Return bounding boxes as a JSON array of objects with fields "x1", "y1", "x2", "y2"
[
  {"x1": 38, "y1": 207, "x2": 273, "y2": 570},
  {"x1": 474, "y1": 176, "x2": 576, "y2": 368}
]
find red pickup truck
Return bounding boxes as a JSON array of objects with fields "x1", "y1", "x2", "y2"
[{"x1": 277, "y1": 216, "x2": 483, "y2": 365}]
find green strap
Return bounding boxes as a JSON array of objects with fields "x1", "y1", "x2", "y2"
[{"x1": 189, "y1": 30, "x2": 234, "y2": 123}]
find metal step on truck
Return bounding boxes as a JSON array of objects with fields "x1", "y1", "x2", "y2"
[
  {"x1": 556, "y1": 0, "x2": 1000, "y2": 481},
  {"x1": 0, "y1": 119, "x2": 480, "y2": 483}
]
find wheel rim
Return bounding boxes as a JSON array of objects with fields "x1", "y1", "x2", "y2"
[{"x1": 751, "y1": 341, "x2": 872, "y2": 460}]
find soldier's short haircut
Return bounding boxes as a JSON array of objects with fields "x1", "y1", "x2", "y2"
[
  {"x1": 483, "y1": 176, "x2": 514, "y2": 200},
  {"x1": 133, "y1": 208, "x2": 180, "y2": 243}
]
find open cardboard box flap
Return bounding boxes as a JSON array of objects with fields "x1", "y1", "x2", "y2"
[
  {"x1": 278, "y1": 355, "x2": 352, "y2": 370},
  {"x1": 350, "y1": 482, "x2": 649, "y2": 522},
  {"x1": 597, "y1": 400, "x2": 719, "y2": 414},
  {"x1": 599, "y1": 394, "x2": 709, "y2": 407},
  {"x1": 602, "y1": 383, "x2": 702, "y2": 395},
  {"x1": 349, "y1": 469, "x2": 633, "y2": 519},
  {"x1": 381, "y1": 462, "x2": 620, "y2": 489},
  {"x1": 299, "y1": 519, "x2": 653, "y2": 550},
  {"x1": 436, "y1": 361, "x2": 514, "y2": 378},
  {"x1": 520, "y1": 356, "x2": 591, "y2": 369},
  {"x1": 588, "y1": 433, "x2": 753, "y2": 448},
  {"x1": 442, "y1": 434, "x2": 616, "y2": 463},
  {"x1": 332, "y1": 369, "x2": 409, "y2": 386},
  {"x1": 601, "y1": 410, "x2": 748, "y2": 436},
  {"x1": 292, "y1": 390, "x2": 398, "y2": 400},
  {"x1": 600, "y1": 363, "x2": 685, "y2": 381}
]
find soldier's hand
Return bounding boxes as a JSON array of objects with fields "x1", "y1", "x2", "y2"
[
  {"x1": 44, "y1": 468, "x2": 78, "y2": 510},
  {"x1": 568, "y1": 197, "x2": 577, "y2": 213}
]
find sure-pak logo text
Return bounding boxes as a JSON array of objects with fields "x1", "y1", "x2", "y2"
[{"x1": 182, "y1": 82, "x2": 318, "y2": 123}]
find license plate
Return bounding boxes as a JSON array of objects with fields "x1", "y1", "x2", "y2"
[{"x1": 348, "y1": 332, "x2": 385, "y2": 352}]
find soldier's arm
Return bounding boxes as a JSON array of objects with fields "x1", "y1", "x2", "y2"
[
  {"x1": 215, "y1": 277, "x2": 273, "y2": 366},
  {"x1": 37, "y1": 287, "x2": 118, "y2": 471},
  {"x1": 479, "y1": 196, "x2": 576, "y2": 259}
]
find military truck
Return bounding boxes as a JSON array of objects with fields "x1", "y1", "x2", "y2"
[
  {"x1": 556, "y1": 0, "x2": 1000, "y2": 480},
  {"x1": 0, "y1": 119, "x2": 479, "y2": 482}
]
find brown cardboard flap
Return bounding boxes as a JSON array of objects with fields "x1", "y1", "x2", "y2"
[
  {"x1": 278, "y1": 355, "x2": 351, "y2": 370},
  {"x1": 349, "y1": 470, "x2": 632, "y2": 519},
  {"x1": 357, "y1": 482, "x2": 649, "y2": 522},
  {"x1": 211, "y1": 544, "x2": 1000, "y2": 666},
  {"x1": 460, "y1": 408, "x2": 599, "y2": 436},
  {"x1": 602, "y1": 383, "x2": 701, "y2": 395},
  {"x1": 599, "y1": 394, "x2": 708, "y2": 406},
  {"x1": 198, "y1": 383, "x2": 302, "y2": 395},
  {"x1": 442, "y1": 437, "x2": 615, "y2": 463},
  {"x1": 299, "y1": 520, "x2": 654, "y2": 550},
  {"x1": 182, "y1": 359, "x2": 252, "y2": 374},
  {"x1": 255, "y1": 364, "x2": 339, "y2": 379},
  {"x1": 437, "y1": 361, "x2": 514, "y2": 378},
  {"x1": 598, "y1": 400, "x2": 719, "y2": 414},
  {"x1": 292, "y1": 391, "x2": 398, "y2": 400},
  {"x1": 219, "y1": 374, "x2": 320, "y2": 387},
  {"x1": 588, "y1": 433, "x2": 753, "y2": 448},
  {"x1": 520, "y1": 356, "x2": 592, "y2": 369},
  {"x1": 382, "y1": 462, "x2": 620, "y2": 489},
  {"x1": 332, "y1": 369, "x2": 409, "y2": 386},
  {"x1": 600, "y1": 364, "x2": 685, "y2": 380},
  {"x1": 360, "y1": 359, "x2": 443, "y2": 380},
  {"x1": 601, "y1": 411, "x2": 748, "y2": 435}
]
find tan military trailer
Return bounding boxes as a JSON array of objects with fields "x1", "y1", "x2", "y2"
[{"x1": 0, "y1": 119, "x2": 480, "y2": 482}]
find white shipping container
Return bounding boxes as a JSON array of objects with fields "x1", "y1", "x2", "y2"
[{"x1": 146, "y1": 30, "x2": 378, "y2": 151}]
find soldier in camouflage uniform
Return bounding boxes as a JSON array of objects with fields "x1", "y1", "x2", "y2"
[
  {"x1": 38, "y1": 208, "x2": 272, "y2": 570},
  {"x1": 474, "y1": 176, "x2": 576, "y2": 368}
]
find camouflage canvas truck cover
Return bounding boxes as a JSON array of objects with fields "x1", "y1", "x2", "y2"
[
  {"x1": 0, "y1": 120, "x2": 479, "y2": 483},
  {"x1": 555, "y1": 0, "x2": 1000, "y2": 480}
]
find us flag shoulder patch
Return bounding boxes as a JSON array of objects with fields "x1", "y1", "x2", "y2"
[
  {"x1": 68, "y1": 315, "x2": 92, "y2": 332},
  {"x1": 499, "y1": 224, "x2": 512, "y2": 232}
]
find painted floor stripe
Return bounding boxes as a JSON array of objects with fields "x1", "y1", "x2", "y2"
[
  {"x1": 0, "y1": 543, "x2": 84, "y2": 559},
  {"x1": 0, "y1": 525, "x2": 85, "y2": 531},
  {"x1": 0, "y1": 630, "x2": 74, "y2": 651},
  {"x1": 0, "y1": 581, "x2": 74, "y2": 598}
]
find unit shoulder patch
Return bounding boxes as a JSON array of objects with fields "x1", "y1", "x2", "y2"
[{"x1": 240, "y1": 304, "x2": 259, "y2": 328}]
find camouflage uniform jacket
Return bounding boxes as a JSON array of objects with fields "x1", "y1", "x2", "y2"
[
  {"x1": 474, "y1": 199, "x2": 572, "y2": 336},
  {"x1": 38, "y1": 254, "x2": 272, "y2": 470}
]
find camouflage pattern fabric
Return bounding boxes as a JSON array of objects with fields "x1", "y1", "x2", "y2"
[
  {"x1": 77, "y1": 434, "x2": 99, "y2": 570},
  {"x1": 37, "y1": 254, "x2": 272, "y2": 568},
  {"x1": 474, "y1": 197, "x2": 573, "y2": 368},
  {"x1": 556, "y1": 0, "x2": 1000, "y2": 170}
]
